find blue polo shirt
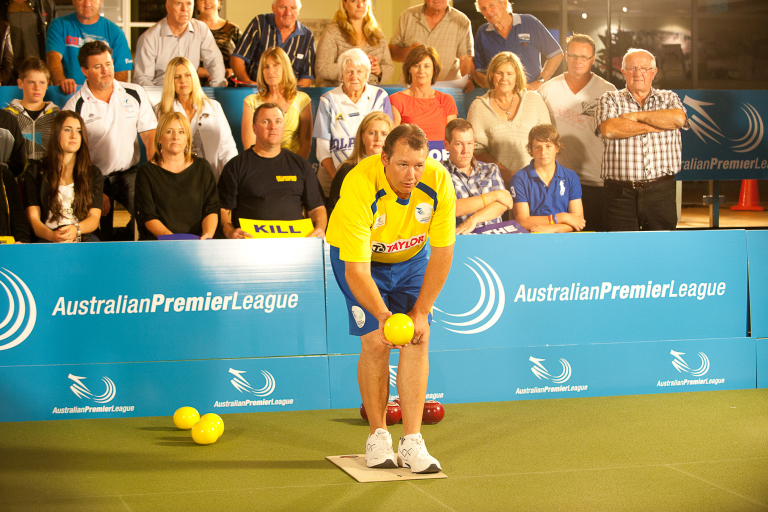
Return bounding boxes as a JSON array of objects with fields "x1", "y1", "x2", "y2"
[
  {"x1": 46, "y1": 13, "x2": 133, "y2": 85},
  {"x1": 474, "y1": 13, "x2": 562, "y2": 83},
  {"x1": 233, "y1": 13, "x2": 315, "y2": 82},
  {"x1": 510, "y1": 160, "x2": 582, "y2": 216}
]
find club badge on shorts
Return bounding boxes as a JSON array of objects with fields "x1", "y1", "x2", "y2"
[{"x1": 351, "y1": 306, "x2": 366, "y2": 328}]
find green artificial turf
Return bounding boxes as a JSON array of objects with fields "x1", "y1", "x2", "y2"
[{"x1": 1, "y1": 389, "x2": 766, "y2": 511}]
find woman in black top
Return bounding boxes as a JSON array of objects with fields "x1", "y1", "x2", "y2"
[
  {"x1": 135, "y1": 112, "x2": 219, "y2": 240},
  {"x1": 24, "y1": 110, "x2": 102, "y2": 242}
]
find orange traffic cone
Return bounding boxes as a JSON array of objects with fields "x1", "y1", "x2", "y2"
[{"x1": 731, "y1": 179, "x2": 764, "y2": 211}]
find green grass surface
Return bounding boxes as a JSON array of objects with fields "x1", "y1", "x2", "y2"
[{"x1": 1, "y1": 389, "x2": 767, "y2": 511}]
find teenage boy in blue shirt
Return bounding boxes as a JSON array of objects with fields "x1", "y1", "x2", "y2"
[{"x1": 511, "y1": 124, "x2": 586, "y2": 233}]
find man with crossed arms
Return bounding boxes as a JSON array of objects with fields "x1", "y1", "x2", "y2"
[{"x1": 596, "y1": 48, "x2": 689, "y2": 231}]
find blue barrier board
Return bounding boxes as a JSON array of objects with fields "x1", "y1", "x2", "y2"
[
  {"x1": 0, "y1": 239, "x2": 327, "y2": 365},
  {"x1": 758, "y1": 339, "x2": 768, "y2": 389},
  {"x1": 0, "y1": 355, "x2": 330, "y2": 422},
  {"x1": 747, "y1": 230, "x2": 768, "y2": 339},
  {"x1": 327, "y1": 232, "x2": 748, "y2": 353},
  {"x1": 328, "y1": 337, "x2": 755, "y2": 409}
]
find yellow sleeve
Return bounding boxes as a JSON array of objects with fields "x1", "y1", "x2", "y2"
[
  {"x1": 332, "y1": 173, "x2": 375, "y2": 262},
  {"x1": 429, "y1": 161, "x2": 457, "y2": 248},
  {"x1": 297, "y1": 91, "x2": 311, "y2": 112}
]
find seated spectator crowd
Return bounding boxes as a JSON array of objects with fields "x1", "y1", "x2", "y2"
[{"x1": 1, "y1": 0, "x2": 690, "y2": 243}]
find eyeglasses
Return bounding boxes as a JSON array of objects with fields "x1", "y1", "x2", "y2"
[
  {"x1": 566, "y1": 53, "x2": 594, "y2": 61},
  {"x1": 624, "y1": 66, "x2": 655, "y2": 74}
]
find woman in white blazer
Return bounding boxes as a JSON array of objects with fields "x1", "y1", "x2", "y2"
[{"x1": 154, "y1": 56, "x2": 238, "y2": 182}]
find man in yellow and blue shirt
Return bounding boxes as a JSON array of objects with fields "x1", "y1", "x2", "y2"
[{"x1": 327, "y1": 124, "x2": 455, "y2": 474}]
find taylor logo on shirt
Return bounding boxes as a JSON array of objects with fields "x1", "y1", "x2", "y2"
[
  {"x1": 415, "y1": 203, "x2": 433, "y2": 224},
  {"x1": 559, "y1": 180, "x2": 565, "y2": 196},
  {"x1": 371, "y1": 234, "x2": 426, "y2": 254}
]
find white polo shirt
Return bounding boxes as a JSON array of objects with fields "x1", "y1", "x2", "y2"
[{"x1": 64, "y1": 80, "x2": 157, "y2": 176}]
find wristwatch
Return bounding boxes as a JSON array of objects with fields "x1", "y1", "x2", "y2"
[{"x1": 536, "y1": 76, "x2": 545, "y2": 83}]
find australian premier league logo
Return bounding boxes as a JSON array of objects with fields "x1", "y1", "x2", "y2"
[{"x1": 0, "y1": 268, "x2": 37, "y2": 351}]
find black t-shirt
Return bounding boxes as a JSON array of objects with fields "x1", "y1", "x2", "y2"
[
  {"x1": 218, "y1": 148, "x2": 325, "y2": 229},
  {"x1": 135, "y1": 157, "x2": 219, "y2": 240},
  {"x1": 327, "y1": 160, "x2": 355, "y2": 219},
  {"x1": 25, "y1": 108, "x2": 44, "y2": 121}
]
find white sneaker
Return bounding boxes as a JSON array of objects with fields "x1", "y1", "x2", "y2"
[
  {"x1": 365, "y1": 428, "x2": 397, "y2": 468},
  {"x1": 397, "y1": 433, "x2": 442, "y2": 474}
]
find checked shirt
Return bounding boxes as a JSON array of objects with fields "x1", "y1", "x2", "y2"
[
  {"x1": 442, "y1": 157, "x2": 505, "y2": 227},
  {"x1": 595, "y1": 88, "x2": 689, "y2": 182}
]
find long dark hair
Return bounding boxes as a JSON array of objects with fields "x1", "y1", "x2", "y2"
[{"x1": 43, "y1": 111, "x2": 94, "y2": 222}]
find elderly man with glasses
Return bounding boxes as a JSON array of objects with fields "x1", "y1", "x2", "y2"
[
  {"x1": 595, "y1": 48, "x2": 689, "y2": 232},
  {"x1": 538, "y1": 33, "x2": 616, "y2": 231}
]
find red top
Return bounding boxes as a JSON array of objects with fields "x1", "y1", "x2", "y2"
[{"x1": 390, "y1": 90, "x2": 458, "y2": 141}]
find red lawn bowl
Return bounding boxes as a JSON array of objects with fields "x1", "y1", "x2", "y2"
[
  {"x1": 386, "y1": 401, "x2": 402, "y2": 425},
  {"x1": 360, "y1": 403, "x2": 368, "y2": 422},
  {"x1": 422, "y1": 400, "x2": 445, "y2": 425}
]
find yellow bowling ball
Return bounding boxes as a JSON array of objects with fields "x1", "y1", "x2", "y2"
[
  {"x1": 384, "y1": 313, "x2": 414, "y2": 345},
  {"x1": 173, "y1": 406, "x2": 200, "y2": 430},
  {"x1": 191, "y1": 420, "x2": 219, "y2": 445},
  {"x1": 200, "y1": 413, "x2": 224, "y2": 438}
]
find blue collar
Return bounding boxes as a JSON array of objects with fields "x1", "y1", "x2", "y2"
[{"x1": 524, "y1": 160, "x2": 566, "y2": 184}]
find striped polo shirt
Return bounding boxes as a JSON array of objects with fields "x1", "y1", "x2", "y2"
[{"x1": 233, "y1": 13, "x2": 315, "y2": 82}]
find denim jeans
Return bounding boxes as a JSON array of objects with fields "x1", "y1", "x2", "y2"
[{"x1": 604, "y1": 178, "x2": 677, "y2": 231}]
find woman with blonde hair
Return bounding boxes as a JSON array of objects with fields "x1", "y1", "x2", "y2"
[
  {"x1": 155, "y1": 56, "x2": 237, "y2": 181},
  {"x1": 240, "y1": 46, "x2": 312, "y2": 158},
  {"x1": 135, "y1": 112, "x2": 219, "y2": 240},
  {"x1": 467, "y1": 51, "x2": 550, "y2": 186},
  {"x1": 327, "y1": 111, "x2": 392, "y2": 215},
  {"x1": 24, "y1": 110, "x2": 102, "y2": 242},
  {"x1": 315, "y1": 0, "x2": 393, "y2": 87}
]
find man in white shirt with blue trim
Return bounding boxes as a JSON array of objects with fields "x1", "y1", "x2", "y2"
[{"x1": 65, "y1": 41, "x2": 157, "y2": 240}]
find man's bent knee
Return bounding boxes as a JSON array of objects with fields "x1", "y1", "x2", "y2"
[{"x1": 360, "y1": 332, "x2": 390, "y2": 358}]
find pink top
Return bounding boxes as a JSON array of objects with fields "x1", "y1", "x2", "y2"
[{"x1": 390, "y1": 90, "x2": 458, "y2": 141}]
